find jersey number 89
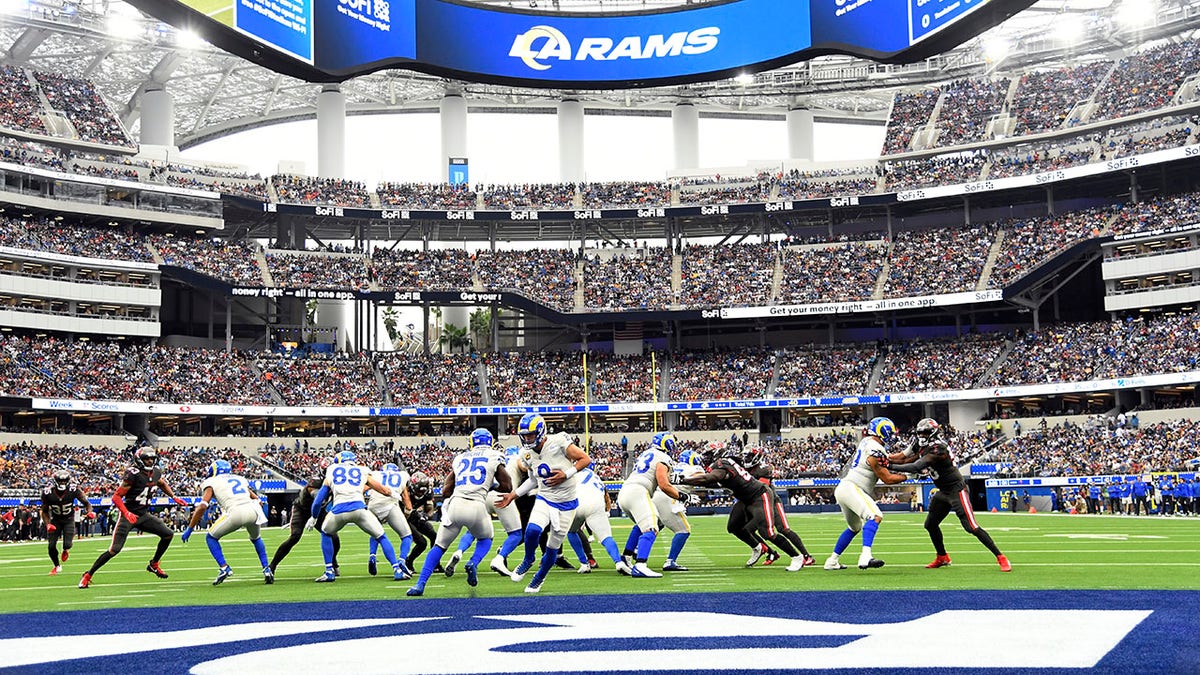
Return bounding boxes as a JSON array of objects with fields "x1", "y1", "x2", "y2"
[{"x1": 332, "y1": 467, "x2": 363, "y2": 486}]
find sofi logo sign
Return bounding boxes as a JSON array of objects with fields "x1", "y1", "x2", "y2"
[{"x1": 509, "y1": 25, "x2": 720, "y2": 70}]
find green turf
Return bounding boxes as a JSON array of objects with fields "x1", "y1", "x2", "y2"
[
  {"x1": 181, "y1": 0, "x2": 234, "y2": 26},
  {"x1": 3, "y1": 512, "x2": 1198, "y2": 614}
]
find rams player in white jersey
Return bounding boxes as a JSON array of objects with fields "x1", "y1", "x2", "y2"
[
  {"x1": 182, "y1": 459, "x2": 273, "y2": 586},
  {"x1": 825, "y1": 417, "x2": 909, "y2": 571},
  {"x1": 309, "y1": 450, "x2": 409, "y2": 582},
  {"x1": 496, "y1": 413, "x2": 592, "y2": 593},
  {"x1": 445, "y1": 433, "x2": 525, "y2": 578},
  {"x1": 650, "y1": 447, "x2": 706, "y2": 571},
  {"x1": 407, "y1": 432, "x2": 512, "y2": 596},
  {"x1": 565, "y1": 467, "x2": 633, "y2": 575},
  {"x1": 366, "y1": 462, "x2": 414, "y2": 577},
  {"x1": 617, "y1": 432, "x2": 687, "y2": 578}
]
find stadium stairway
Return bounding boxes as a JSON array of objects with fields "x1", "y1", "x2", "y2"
[
  {"x1": 250, "y1": 361, "x2": 286, "y2": 405},
  {"x1": 977, "y1": 229, "x2": 1007, "y2": 291},
  {"x1": 872, "y1": 242, "x2": 893, "y2": 300},
  {"x1": 864, "y1": 347, "x2": 888, "y2": 395},
  {"x1": 247, "y1": 453, "x2": 304, "y2": 489},
  {"x1": 671, "y1": 253, "x2": 682, "y2": 298},
  {"x1": 574, "y1": 259, "x2": 586, "y2": 309},
  {"x1": 477, "y1": 361, "x2": 491, "y2": 405},
  {"x1": 770, "y1": 250, "x2": 784, "y2": 301},
  {"x1": 974, "y1": 338, "x2": 1017, "y2": 388},
  {"x1": 375, "y1": 367, "x2": 392, "y2": 406},
  {"x1": 144, "y1": 241, "x2": 164, "y2": 264},
  {"x1": 255, "y1": 247, "x2": 274, "y2": 286}
]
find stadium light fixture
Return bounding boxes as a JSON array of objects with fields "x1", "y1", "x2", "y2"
[
  {"x1": 175, "y1": 29, "x2": 207, "y2": 50},
  {"x1": 1055, "y1": 13, "x2": 1086, "y2": 43},
  {"x1": 734, "y1": 72, "x2": 755, "y2": 85},
  {"x1": 1116, "y1": 0, "x2": 1155, "y2": 29},
  {"x1": 982, "y1": 35, "x2": 1010, "y2": 62},
  {"x1": 0, "y1": 0, "x2": 29, "y2": 16},
  {"x1": 107, "y1": 13, "x2": 143, "y2": 40}
]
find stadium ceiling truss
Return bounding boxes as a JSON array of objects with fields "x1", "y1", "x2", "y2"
[{"x1": 4, "y1": 0, "x2": 1200, "y2": 150}]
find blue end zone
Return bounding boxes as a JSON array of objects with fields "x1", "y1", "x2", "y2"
[{"x1": 0, "y1": 591, "x2": 1195, "y2": 674}]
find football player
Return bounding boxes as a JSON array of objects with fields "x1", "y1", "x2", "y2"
[
  {"x1": 404, "y1": 472, "x2": 439, "y2": 572},
  {"x1": 566, "y1": 466, "x2": 633, "y2": 575},
  {"x1": 79, "y1": 446, "x2": 189, "y2": 589},
  {"x1": 310, "y1": 450, "x2": 409, "y2": 582},
  {"x1": 824, "y1": 417, "x2": 909, "y2": 571},
  {"x1": 742, "y1": 446, "x2": 816, "y2": 568},
  {"x1": 39, "y1": 469, "x2": 94, "y2": 575},
  {"x1": 406, "y1": 434, "x2": 513, "y2": 596},
  {"x1": 181, "y1": 459, "x2": 274, "y2": 585},
  {"x1": 366, "y1": 462, "x2": 414, "y2": 577},
  {"x1": 649, "y1": 447, "x2": 705, "y2": 571},
  {"x1": 495, "y1": 413, "x2": 592, "y2": 593},
  {"x1": 445, "y1": 433, "x2": 525, "y2": 579},
  {"x1": 617, "y1": 432, "x2": 686, "y2": 578},
  {"x1": 269, "y1": 457, "x2": 341, "y2": 576},
  {"x1": 887, "y1": 418, "x2": 1011, "y2": 572}
]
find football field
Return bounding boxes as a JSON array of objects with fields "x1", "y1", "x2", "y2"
[{"x1": 1, "y1": 512, "x2": 1197, "y2": 674}]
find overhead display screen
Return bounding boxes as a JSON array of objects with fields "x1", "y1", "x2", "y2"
[{"x1": 134, "y1": 0, "x2": 1034, "y2": 87}]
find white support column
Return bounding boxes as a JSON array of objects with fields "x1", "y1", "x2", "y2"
[
  {"x1": 317, "y1": 84, "x2": 346, "y2": 179},
  {"x1": 140, "y1": 85, "x2": 175, "y2": 148},
  {"x1": 787, "y1": 107, "x2": 815, "y2": 161},
  {"x1": 440, "y1": 92, "x2": 468, "y2": 181},
  {"x1": 558, "y1": 98, "x2": 584, "y2": 183},
  {"x1": 672, "y1": 101, "x2": 699, "y2": 171}
]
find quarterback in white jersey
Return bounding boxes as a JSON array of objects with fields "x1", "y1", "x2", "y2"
[
  {"x1": 366, "y1": 463, "x2": 413, "y2": 576},
  {"x1": 566, "y1": 468, "x2": 632, "y2": 575},
  {"x1": 496, "y1": 413, "x2": 592, "y2": 593},
  {"x1": 182, "y1": 459, "x2": 272, "y2": 586},
  {"x1": 826, "y1": 417, "x2": 909, "y2": 571},
  {"x1": 617, "y1": 432, "x2": 686, "y2": 578},
  {"x1": 651, "y1": 448, "x2": 706, "y2": 571},
  {"x1": 407, "y1": 429, "x2": 513, "y2": 596},
  {"x1": 310, "y1": 450, "x2": 409, "y2": 582}
]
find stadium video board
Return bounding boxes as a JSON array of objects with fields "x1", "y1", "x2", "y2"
[{"x1": 131, "y1": 0, "x2": 1036, "y2": 87}]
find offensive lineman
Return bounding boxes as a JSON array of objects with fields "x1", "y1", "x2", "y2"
[
  {"x1": 181, "y1": 459, "x2": 274, "y2": 585},
  {"x1": 79, "y1": 446, "x2": 189, "y2": 589},
  {"x1": 495, "y1": 413, "x2": 592, "y2": 593},
  {"x1": 310, "y1": 450, "x2": 409, "y2": 582},
  {"x1": 445, "y1": 433, "x2": 525, "y2": 578},
  {"x1": 39, "y1": 469, "x2": 94, "y2": 576},
  {"x1": 269, "y1": 458, "x2": 341, "y2": 576},
  {"x1": 617, "y1": 432, "x2": 687, "y2": 578},
  {"x1": 366, "y1": 462, "x2": 414, "y2": 576},
  {"x1": 887, "y1": 418, "x2": 1011, "y2": 572},
  {"x1": 406, "y1": 435, "x2": 513, "y2": 596},
  {"x1": 825, "y1": 417, "x2": 909, "y2": 571},
  {"x1": 649, "y1": 448, "x2": 706, "y2": 571},
  {"x1": 566, "y1": 466, "x2": 633, "y2": 575}
]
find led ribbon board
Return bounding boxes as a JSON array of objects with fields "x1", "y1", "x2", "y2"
[{"x1": 135, "y1": 0, "x2": 1033, "y2": 86}]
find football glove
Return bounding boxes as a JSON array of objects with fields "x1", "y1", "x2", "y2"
[
  {"x1": 667, "y1": 472, "x2": 684, "y2": 485},
  {"x1": 304, "y1": 517, "x2": 317, "y2": 531},
  {"x1": 45, "y1": 523, "x2": 57, "y2": 533},
  {"x1": 173, "y1": 497, "x2": 187, "y2": 507},
  {"x1": 123, "y1": 511, "x2": 139, "y2": 525},
  {"x1": 86, "y1": 512, "x2": 96, "y2": 520},
  {"x1": 181, "y1": 527, "x2": 193, "y2": 544}
]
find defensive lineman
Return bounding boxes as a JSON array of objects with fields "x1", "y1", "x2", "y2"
[
  {"x1": 617, "y1": 432, "x2": 687, "y2": 578},
  {"x1": 182, "y1": 459, "x2": 274, "y2": 585},
  {"x1": 825, "y1": 417, "x2": 909, "y2": 571},
  {"x1": 496, "y1": 413, "x2": 593, "y2": 593},
  {"x1": 310, "y1": 450, "x2": 409, "y2": 582},
  {"x1": 40, "y1": 469, "x2": 95, "y2": 576}
]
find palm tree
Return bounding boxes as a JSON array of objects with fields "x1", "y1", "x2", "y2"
[
  {"x1": 469, "y1": 308, "x2": 492, "y2": 351},
  {"x1": 439, "y1": 323, "x2": 471, "y2": 354}
]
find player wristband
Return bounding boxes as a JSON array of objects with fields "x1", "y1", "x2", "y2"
[{"x1": 562, "y1": 466, "x2": 578, "y2": 479}]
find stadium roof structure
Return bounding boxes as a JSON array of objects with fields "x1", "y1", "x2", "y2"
[{"x1": 3, "y1": 0, "x2": 1200, "y2": 150}]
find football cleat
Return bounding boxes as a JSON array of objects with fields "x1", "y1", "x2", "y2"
[
  {"x1": 763, "y1": 550, "x2": 780, "y2": 566},
  {"x1": 60, "y1": 550, "x2": 69, "y2": 563},
  {"x1": 587, "y1": 558, "x2": 598, "y2": 569},
  {"x1": 786, "y1": 558, "x2": 805, "y2": 572},
  {"x1": 146, "y1": 562, "x2": 169, "y2": 579},
  {"x1": 510, "y1": 559, "x2": 533, "y2": 582},
  {"x1": 615, "y1": 560, "x2": 633, "y2": 576},
  {"x1": 576, "y1": 563, "x2": 592, "y2": 574},
  {"x1": 858, "y1": 557, "x2": 885, "y2": 569},
  {"x1": 926, "y1": 555, "x2": 952, "y2": 569},
  {"x1": 406, "y1": 585, "x2": 424, "y2": 597},
  {"x1": 745, "y1": 544, "x2": 768, "y2": 567},
  {"x1": 333, "y1": 566, "x2": 341, "y2": 577},
  {"x1": 368, "y1": 555, "x2": 377, "y2": 577},
  {"x1": 631, "y1": 562, "x2": 663, "y2": 578},
  {"x1": 823, "y1": 556, "x2": 847, "y2": 571},
  {"x1": 49, "y1": 566, "x2": 62, "y2": 576},
  {"x1": 465, "y1": 562, "x2": 479, "y2": 587},
  {"x1": 314, "y1": 571, "x2": 337, "y2": 583},
  {"x1": 213, "y1": 566, "x2": 233, "y2": 586},
  {"x1": 554, "y1": 557, "x2": 576, "y2": 570},
  {"x1": 396, "y1": 559, "x2": 413, "y2": 579},
  {"x1": 78, "y1": 572, "x2": 92, "y2": 589},
  {"x1": 489, "y1": 555, "x2": 512, "y2": 577},
  {"x1": 263, "y1": 567, "x2": 275, "y2": 585},
  {"x1": 997, "y1": 555, "x2": 1012, "y2": 572},
  {"x1": 524, "y1": 577, "x2": 544, "y2": 593},
  {"x1": 445, "y1": 550, "x2": 461, "y2": 577},
  {"x1": 662, "y1": 560, "x2": 689, "y2": 572},
  {"x1": 803, "y1": 555, "x2": 816, "y2": 567}
]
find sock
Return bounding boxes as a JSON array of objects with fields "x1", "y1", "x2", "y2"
[
  {"x1": 498, "y1": 530, "x2": 523, "y2": 558},
  {"x1": 468, "y1": 538, "x2": 494, "y2": 567},
  {"x1": 331, "y1": 534, "x2": 341, "y2": 569},
  {"x1": 400, "y1": 535, "x2": 413, "y2": 560},
  {"x1": 252, "y1": 538, "x2": 269, "y2": 568},
  {"x1": 566, "y1": 532, "x2": 588, "y2": 564},
  {"x1": 88, "y1": 550, "x2": 114, "y2": 575},
  {"x1": 531, "y1": 546, "x2": 559, "y2": 585},
  {"x1": 369, "y1": 536, "x2": 379, "y2": 557},
  {"x1": 601, "y1": 537, "x2": 622, "y2": 564},
  {"x1": 458, "y1": 533, "x2": 476, "y2": 555},
  {"x1": 834, "y1": 528, "x2": 858, "y2": 556},
  {"x1": 415, "y1": 545, "x2": 446, "y2": 588},
  {"x1": 636, "y1": 530, "x2": 657, "y2": 562},
  {"x1": 623, "y1": 526, "x2": 642, "y2": 557},
  {"x1": 205, "y1": 534, "x2": 227, "y2": 567},
  {"x1": 152, "y1": 535, "x2": 171, "y2": 563},
  {"x1": 321, "y1": 533, "x2": 336, "y2": 567},
  {"x1": 862, "y1": 519, "x2": 880, "y2": 548},
  {"x1": 49, "y1": 543, "x2": 59, "y2": 566},
  {"x1": 668, "y1": 532, "x2": 689, "y2": 562},
  {"x1": 521, "y1": 524, "x2": 544, "y2": 567},
  {"x1": 376, "y1": 535, "x2": 398, "y2": 566}
]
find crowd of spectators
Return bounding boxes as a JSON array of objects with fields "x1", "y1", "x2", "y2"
[
  {"x1": 886, "y1": 224, "x2": 995, "y2": 297},
  {"x1": 259, "y1": 352, "x2": 382, "y2": 406},
  {"x1": 485, "y1": 351, "x2": 586, "y2": 404},
  {"x1": 678, "y1": 182, "x2": 770, "y2": 205},
  {"x1": 1, "y1": 442, "x2": 130, "y2": 496},
  {"x1": 991, "y1": 418, "x2": 1200, "y2": 477},
  {"x1": 1107, "y1": 189, "x2": 1200, "y2": 237},
  {"x1": 668, "y1": 348, "x2": 774, "y2": 401},
  {"x1": 0, "y1": 135, "x2": 65, "y2": 171},
  {"x1": 377, "y1": 182, "x2": 477, "y2": 209},
  {"x1": 149, "y1": 234, "x2": 264, "y2": 286},
  {"x1": 587, "y1": 353, "x2": 660, "y2": 403},
  {"x1": 265, "y1": 251, "x2": 370, "y2": 290},
  {"x1": 166, "y1": 173, "x2": 269, "y2": 199},
  {"x1": 988, "y1": 142, "x2": 1096, "y2": 178},
  {"x1": 371, "y1": 247, "x2": 474, "y2": 290},
  {"x1": 475, "y1": 248, "x2": 578, "y2": 311},
  {"x1": 580, "y1": 181, "x2": 671, "y2": 208},
  {"x1": 481, "y1": 183, "x2": 576, "y2": 210},
  {"x1": 138, "y1": 346, "x2": 277, "y2": 405},
  {"x1": 378, "y1": 352, "x2": 482, "y2": 405},
  {"x1": 272, "y1": 175, "x2": 371, "y2": 207},
  {"x1": 883, "y1": 153, "x2": 987, "y2": 190},
  {"x1": 882, "y1": 89, "x2": 940, "y2": 155},
  {"x1": 0, "y1": 66, "x2": 45, "y2": 134},
  {"x1": 935, "y1": 78, "x2": 1012, "y2": 147},
  {"x1": 876, "y1": 333, "x2": 1007, "y2": 393},
  {"x1": 775, "y1": 172, "x2": 878, "y2": 200},
  {"x1": 988, "y1": 207, "x2": 1114, "y2": 288},
  {"x1": 776, "y1": 242, "x2": 884, "y2": 304},
  {"x1": 5, "y1": 335, "x2": 147, "y2": 401},
  {"x1": 0, "y1": 216, "x2": 153, "y2": 262},
  {"x1": 1092, "y1": 40, "x2": 1200, "y2": 123},
  {"x1": 32, "y1": 71, "x2": 132, "y2": 147},
  {"x1": 759, "y1": 430, "x2": 860, "y2": 477},
  {"x1": 1011, "y1": 62, "x2": 1113, "y2": 135},
  {"x1": 583, "y1": 248, "x2": 675, "y2": 310},
  {"x1": 1098, "y1": 116, "x2": 1197, "y2": 160},
  {"x1": 678, "y1": 241, "x2": 775, "y2": 308},
  {"x1": 772, "y1": 344, "x2": 876, "y2": 398}
]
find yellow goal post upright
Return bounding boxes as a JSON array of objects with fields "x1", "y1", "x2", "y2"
[
  {"x1": 582, "y1": 351, "x2": 590, "y2": 451},
  {"x1": 651, "y1": 351, "x2": 658, "y2": 434}
]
